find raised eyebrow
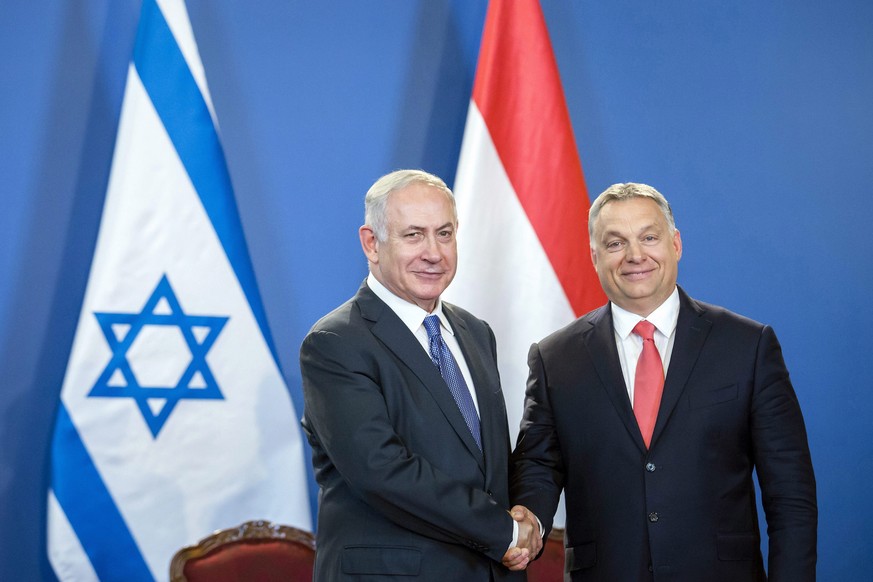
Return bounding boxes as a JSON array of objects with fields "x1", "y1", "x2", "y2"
[
  {"x1": 600, "y1": 223, "x2": 660, "y2": 243},
  {"x1": 401, "y1": 223, "x2": 455, "y2": 234},
  {"x1": 600, "y1": 229, "x2": 627, "y2": 242},
  {"x1": 636, "y1": 223, "x2": 661, "y2": 235}
]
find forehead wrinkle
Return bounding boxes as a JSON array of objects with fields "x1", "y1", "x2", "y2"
[
  {"x1": 601, "y1": 219, "x2": 660, "y2": 239},
  {"x1": 598, "y1": 198, "x2": 668, "y2": 233},
  {"x1": 401, "y1": 221, "x2": 454, "y2": 231}
]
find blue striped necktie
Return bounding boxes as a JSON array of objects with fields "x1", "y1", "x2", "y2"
[{"x1": 423, "y1": 315, "x2": 482, "y2": 450}]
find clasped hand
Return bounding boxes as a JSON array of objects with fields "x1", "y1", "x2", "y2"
[{"x1": 501, "y1": 505, "x2": 542, "y2": 571}]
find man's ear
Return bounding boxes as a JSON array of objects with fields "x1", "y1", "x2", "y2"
[{"x1": 359, "y1": 226, "x2": 379, "y2": 264}]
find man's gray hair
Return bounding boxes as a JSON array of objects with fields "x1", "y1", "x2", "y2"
[
  {"x1": 588, "y1": 182, "x2": 676, "y2": 240},
  {"x1": 365, "y1": 169, "x2": 457, "y2": 241}
]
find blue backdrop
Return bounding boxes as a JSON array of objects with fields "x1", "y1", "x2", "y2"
[{"x1": 1, "y1": 1, "x2": 871, "y2": 579}]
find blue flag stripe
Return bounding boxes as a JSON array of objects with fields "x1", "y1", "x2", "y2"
[
  {"x1": 51, "y1": 402, "x2": 152, "y2": 580},
  {"x1": 132, "y1": 0, "x2": 281, "y2": 365}
]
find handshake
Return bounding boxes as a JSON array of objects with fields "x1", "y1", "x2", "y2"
[{"x1": 502, "y1": 505, "x2": 543, "y2": 571}]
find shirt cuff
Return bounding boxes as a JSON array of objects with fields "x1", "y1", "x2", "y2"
[
  {"x1": 508, "y1": 514, "x2": 545, "y2": 551},
  {"x1": 509, "y1": 519, "x2": 519, "y2": 550}
]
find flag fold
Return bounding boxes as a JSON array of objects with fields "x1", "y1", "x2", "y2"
[
  {"x1": 445, "y1": 0, "x2": 605, "y2": 444},
  {"x1": 47, "y1": 1, "x2": 311, "y2": 579}
]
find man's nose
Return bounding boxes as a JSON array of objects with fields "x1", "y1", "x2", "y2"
[
  {"x1": 421, "y1": 235, "x2": 442, "y2": 261},
  {"x1": 625, "y1": 240, "x2": 644, "y2": 262}
]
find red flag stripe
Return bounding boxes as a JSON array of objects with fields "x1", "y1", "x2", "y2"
[{"x1": 472, "y1": 0, "x2": 605, "y2": 316}]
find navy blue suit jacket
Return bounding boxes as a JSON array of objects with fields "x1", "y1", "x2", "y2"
[
  {"x1": 301, "y1": 282, "x2": 523, "y2": 581},
  {"x1": 510, "y1": 287, "x2": 817, "y2": 581}
]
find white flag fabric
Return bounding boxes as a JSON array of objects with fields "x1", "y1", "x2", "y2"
[
  {"x1": 445, "y1": 0, "x2": 605, "y2": 444},
  {"x1": 47, "y1": 1, "x2": 311, "y2": 580}
]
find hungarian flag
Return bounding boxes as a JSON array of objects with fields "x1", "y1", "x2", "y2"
[{"x1": 445, "y1": 0, "x2": 605, "y2": 442}]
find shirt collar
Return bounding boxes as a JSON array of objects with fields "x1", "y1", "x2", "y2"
[
  {"x1": 366, "y1": 273, "x2": 453, "y2": 336},
  {"x1": 611, "y1": 286, "x2": 680, "y2": 339}
]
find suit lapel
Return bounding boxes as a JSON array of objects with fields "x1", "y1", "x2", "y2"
[
  {"x1": 443, "y1": 306, "x2": 493, "y2": 466},
  {"x1": 355, "y1": 284, "x2": 485, "y2": 466},
  {"x1": 584, "y1": 305, "x2": 647, "y2": 449},
  {"x1": 584, "y1": 291, "x2": 714, "y2": 451},
  {"x1": 650, "y1": 287, "x2": 712, "y2": 448}
]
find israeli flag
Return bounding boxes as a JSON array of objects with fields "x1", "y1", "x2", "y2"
[{"x1": 46, "y1": 0, "x2": 312, "y2": 580}]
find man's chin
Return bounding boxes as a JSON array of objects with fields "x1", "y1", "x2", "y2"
[{"x1": 413, "y1": 286, "x2": 448, "y2": 306}]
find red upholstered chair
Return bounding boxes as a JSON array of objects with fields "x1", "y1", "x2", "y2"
[
  {"x1": 526, "y1": 527, "x2": 565, "y2": 582},
  {"x1": 169, "y1": 519, "x2": 316, "y2": 582}
]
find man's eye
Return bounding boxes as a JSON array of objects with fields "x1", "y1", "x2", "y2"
[
  {"x1": 642, "y1": 235, "x2": 658, "y2": 244},
  {"x1": 438, "y1": 230, "x2": 454, "y2": 239},
  {"x1": 606, "y1": 240, "x2": 624, "y2": 251}
]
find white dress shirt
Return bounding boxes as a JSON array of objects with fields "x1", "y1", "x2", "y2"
[{"x1": 611, "y1": 286, "x2": 681, "y2": 404}]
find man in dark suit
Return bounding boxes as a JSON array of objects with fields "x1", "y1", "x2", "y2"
[
  {"x1": 300, "y1": 170, "x2": 540, "y2": 581},
  {"x1": 510, "y1": 183, "x2": 817, "y2": 581}
]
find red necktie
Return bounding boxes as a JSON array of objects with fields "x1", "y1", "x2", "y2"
[{"x1": 632, "y1": 320, "x2": 664, "y2": 448}]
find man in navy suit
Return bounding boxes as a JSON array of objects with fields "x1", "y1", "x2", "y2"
[
  {"x1": 300, "y1": 170, "x2": 539, "y2": 581},
  {"x1": 510, "y1": 183, "x2": 817, "y2": 581}
]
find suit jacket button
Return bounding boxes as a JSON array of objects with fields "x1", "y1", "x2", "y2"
[
  {"x1": 648, "y1": 512, "x2": 660, "y2": 522},
  {"x1": 645, "y1": 462, "x2": 656, "y2": 472}
]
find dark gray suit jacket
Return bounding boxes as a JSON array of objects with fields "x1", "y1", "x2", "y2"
[
  {"x1": 301, "y1": 282, "x2": 523, "y2": 581},
  {"x1": 510, "y1": 287, "x2": 817, "y2": 582}
]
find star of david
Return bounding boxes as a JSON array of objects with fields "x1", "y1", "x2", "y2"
[{"x1": 88, "y1": 274, "x2": 229, "y2": 438}]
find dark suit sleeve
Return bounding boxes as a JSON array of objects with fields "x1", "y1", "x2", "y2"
[
  {"x1": 300, "y1": 328, "x2": 514, "y2": 562},
  {"x1": 509, "y1": 342, "x2": 565, "y2": 536},
  {"x1": 751, "y1": 325, "x2": 817, "y2": 581}
]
